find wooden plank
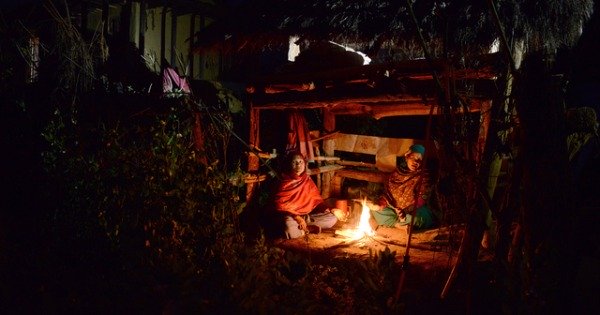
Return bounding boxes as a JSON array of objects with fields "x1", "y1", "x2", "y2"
[
  {"x1": 336, "y1": 160, "x2": 377, "y2": 168},
  {"x1": 310, "y1": 131, "x2": 340, "y2": 142},
  {"x1": 254, "y1": 151, "x2": 277, "y2": 159},
  {"x1": 334, "y1": 134, "x2": 418, "y2": 171},
  {"x1": 307, "y1": 164, "x2": 344, "y2": 175},
  {"x1": 253, "y1": 99, "x2": 485, "y2": 118},
  {"x1": 334, "y1": 169, "x2": 390, "y2": 183},
  {"x1": 248, "y1": 59, "x2": 447, "y2": 86},
  {"x1": 313, "y1": 156, "x2": 340, "y2": 161},
  {"x1": 247, "y1": 58, "x2": 499, "y2": 88},
  {"x1": 243, "y1": 174, "x2": 268, "y2": 184}
]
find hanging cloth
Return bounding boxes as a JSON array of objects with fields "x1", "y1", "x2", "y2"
[
  {"x1": 162, "y1": 66, "x2": 191, "y2": 95},
  {"x1": 285, "y1": 110, "x2": 315, "y2": 162}
]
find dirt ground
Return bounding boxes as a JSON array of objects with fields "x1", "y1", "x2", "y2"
[
  {"x1": 274, "y1": 220, "x2": 468, "y2": 271},
  {"x1": 271, "y1": 221, "x2": 502, "y2": 314}
]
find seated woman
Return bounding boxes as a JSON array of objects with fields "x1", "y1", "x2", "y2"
[
  {"x1": 266, "y1": 151, "x2": 344, "y2": 239},
  {"x1": 368, "y1": 144, "x2": 435, "y2": 231}
]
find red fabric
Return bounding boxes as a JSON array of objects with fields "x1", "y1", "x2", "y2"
[
  {"x1": 272, "y1": 171, "x2": 323, "y2": 215},
  {"x1": 415, "y1": 196, "x2": 426, "y2": 209},
  {"x1": 192, "y1": 112, "x2": 207, "y2": 166},
  {"x1": 286, "y1": 111, "x2": 315, "y2": 161}
]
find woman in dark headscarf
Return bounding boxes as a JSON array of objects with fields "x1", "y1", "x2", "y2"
[{"x1": 369, "y1": 144, "x2": 435, "y2": 230}]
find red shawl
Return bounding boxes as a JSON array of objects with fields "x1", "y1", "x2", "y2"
[
  {"x1": 286, "y1": 110, "x2": 315, "y2": 162},
  {"x1": 272, "y1": 171, "x2": 324, "y2": 215}
]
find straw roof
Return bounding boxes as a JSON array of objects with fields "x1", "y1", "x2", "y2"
[{"x1": 192, "y1": 0, "x2": 594, "y2": 61}]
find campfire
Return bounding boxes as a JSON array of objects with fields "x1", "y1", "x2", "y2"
[{"x1": 334, "y1": 199, "x2": 375, "y2": 240}]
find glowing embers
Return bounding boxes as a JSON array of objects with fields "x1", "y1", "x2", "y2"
[{"x1": 335, "y1": 199, "x2": 375, "y2": 240}]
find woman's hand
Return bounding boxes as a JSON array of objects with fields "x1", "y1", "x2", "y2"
[
  {"x1": 294, "y1": 215, "x2": 307, "y2": 231},
  {"x1": 366, "y1": 201, "x2": 382, "y2": 211},
  {"x1": 331, "y1": 208, "x2": 348, "y2": 222}
]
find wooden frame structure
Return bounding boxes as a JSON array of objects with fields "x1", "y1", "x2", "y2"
[{"x1": 243, "y1": 54, "x2": 500, "y2": 201}]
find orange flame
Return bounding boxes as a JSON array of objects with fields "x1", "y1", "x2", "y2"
[
  {"x1": 334, "y1": 198, "x2": 376, "y2": 239},
  {"x1": 357, "y1": 198, "x2": 375, "y2": 237}
]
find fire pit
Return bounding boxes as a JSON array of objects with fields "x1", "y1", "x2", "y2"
[{"x1": 334, "y1": 199, "x2": 376, "y2": 241}]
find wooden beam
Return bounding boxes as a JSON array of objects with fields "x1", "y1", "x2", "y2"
[
  {"x1": 307, "y1": 165, "x2": 344, "y2": 176},
  {"x1": 334, "y1": 169, "x2": 390, "y2": 183},
  {"x1": 313, "y1": 156, "x2": 340, "y2": 161},
  {"x1": 247, "y1": 55, "x2": 500, "y2": 96},
  {"x1": 243, "y1": 173, "x2": 268, "y2": 184},
  {"x1": 368, "y1": 100, "x2": 483, "y2": 119},
  {"x1": 254, "y1": 99, "x2": 485, "y2": 117},
  {"x1": 336, "y1": 160, "x2": 377, "y2": 168},
  {"x1": 256, "y1": 68, "x2": 498, "y2": 95},
  {"x1": 253, "y1": 95, "x2": 435, "y2": 109},
  {"x1": 250, "y1": 58, "x2": 448, "y2": 86}
]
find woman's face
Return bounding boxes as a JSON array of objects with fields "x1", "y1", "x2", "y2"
[
  {"x1": 405, "y1": 152, "x2": 423, "y2": 172},
  {"x1": 291, "y1": 155, "x2": 306, "y2": 175}
]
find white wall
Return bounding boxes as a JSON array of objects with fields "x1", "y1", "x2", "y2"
[{"x1": 82, "y1": 1, "x2": 221, "y2": 80}]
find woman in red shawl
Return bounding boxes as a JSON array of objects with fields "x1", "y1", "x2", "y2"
[{"x1": 269, "y1": 151, "x2": 341, "y2": 239}]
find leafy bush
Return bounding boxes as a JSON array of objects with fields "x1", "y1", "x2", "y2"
[{"x1": 40, "y1": 96, "x2": 407, "y2": 313}]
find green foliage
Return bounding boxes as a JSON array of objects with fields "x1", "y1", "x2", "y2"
[
  {"x1": 40, "y1": 96, "x2": 408, "y2": 313},
  {"x1": 41, "y1": 96, "x2": 243, "y2": 298}
]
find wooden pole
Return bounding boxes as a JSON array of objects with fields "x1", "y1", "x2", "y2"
[
  {"x1": 160, "y1": 3, "x2": 166, "y2": 65},
  {"x1": 170, "y1": 10, "x2": 177, "y2": 67},
  {"x1": 476, "y1": 100, "x2": 492, "y2": 169},
  {"x1": 80, "y1": 1, "x2": 88, "y2": 37},
  {"x1": 391, "y1": 0, "x2": 448, "y2": 305},
  {"x1": 119, "y1": 0, "x2": 132, "y2": 42},
  {"x1": 101, "y1": 0, "x2": 109, "y2": 36},
  {"x1": 246, "y1": 105, "x2": 260, "y2": 201},
  {"x1": 138, "y1": 0, "x2": 146, "y2": 53},
  {"x1": 189, "y1": 14, "x2": 195, "y2": 78},
  {"x1": 321, "y1": 108, "x2": 336, "y2": 198}
]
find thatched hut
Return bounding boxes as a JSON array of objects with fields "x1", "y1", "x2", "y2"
[{"x1": 190, "y1": 1, "x2": 598, "y2": 313}]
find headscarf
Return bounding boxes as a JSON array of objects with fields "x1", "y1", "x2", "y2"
[{"x1": 409, "y1": 144, "x2": 425, "y2": 155}]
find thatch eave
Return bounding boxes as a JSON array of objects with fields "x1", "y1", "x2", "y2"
[{"x1": 191, "y1": 1, "x2": 594, "y2": 61}]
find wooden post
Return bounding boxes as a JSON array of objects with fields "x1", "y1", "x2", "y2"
[
  {"x1": 119, "y1": 0, "x2": 132, "y2": 42},
  {"x1": 189, "y1": 14, "x2": 195, "y2": 78},
  {"x1": 170, "y1": 10, "x2": 177, "y2": 67},
  {"x1": 246, "y1": 105, "x2": 260, "y2": 201},
  {"x1": 476, "y1": 100, "x2": 492, "y2": 170},
  {"x1": 198, "y1": 14, "x2": 205, "y2": 80},
  {"x1": 160, "y1": 4, "x2": 166, "y2": 65},
  {"x1": 321, "y1": 108, "x2": 336, "y2": 198},
  {"x1": 80, "y1": 1, "x2": 88, "y2": 36},
  {"x1": 101, "y1": 0, "x2": 109, "y2": 36},
  {"x1": 138, "y1": 0, "x2": 146, "y2": 53}
]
